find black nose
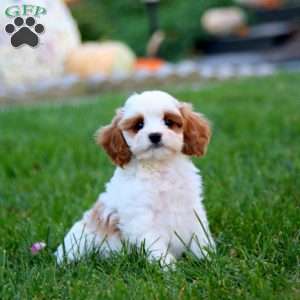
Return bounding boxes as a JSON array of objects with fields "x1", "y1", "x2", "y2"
[{"x1": 149, "y1": 133, "x2": 162, "y2": 144}]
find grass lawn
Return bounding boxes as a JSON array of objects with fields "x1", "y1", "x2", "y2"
[{"x1": 1, "y1": 73, "x2": 300, "y2": 299}]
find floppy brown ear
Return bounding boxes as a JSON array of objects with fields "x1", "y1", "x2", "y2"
[
  {"x1": 95, "y1": 111, "x2": 131, "y2": 167},
  {"x1": 180, "y1": 103, "x2": 211, "y2": 157}
]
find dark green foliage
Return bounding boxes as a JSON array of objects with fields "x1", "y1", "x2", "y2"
[
  {"x1": 70, "y1": 0, "x2": 233, "y2": 60},
  {"x1": 1, "y1": 73, "x2": 300, "y2": 299}
]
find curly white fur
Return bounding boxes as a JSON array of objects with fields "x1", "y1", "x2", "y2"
[{"x1": 55, "y1": 91, "x2": 215, "y2": 267}]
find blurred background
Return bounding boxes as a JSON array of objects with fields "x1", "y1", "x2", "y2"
[{"x1": 1, "y1": 0, "x2": 300, "y2": 102}]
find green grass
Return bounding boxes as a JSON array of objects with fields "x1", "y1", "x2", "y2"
[{"x1": 1, "y1": 73, "x2": 300, "y2": 299}]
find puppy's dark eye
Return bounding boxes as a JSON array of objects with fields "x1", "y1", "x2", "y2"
[
  {"x1": 164, "y1": 118, "x2": 174, "y2": 128},
  {"x1": 135, "y1": 121, "x2": 144, "y2": 131}
]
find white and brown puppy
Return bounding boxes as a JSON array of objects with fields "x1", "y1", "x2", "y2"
[{"x1": 55, "y1": 91, "x2": 215, "y2": 266}]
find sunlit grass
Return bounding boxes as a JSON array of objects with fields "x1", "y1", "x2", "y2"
[{"x1": 1, "y1": 73, "x2": 300, "y2": 299}]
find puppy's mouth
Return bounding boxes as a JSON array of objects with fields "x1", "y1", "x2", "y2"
[
  {"x1": 148, "y1": 143, "x2": 175, "y2": 153},
  {"x1": 140, "y1": 143, "x2": 164, "y2": 154},
  {"x1": 135, "y1": 142, "x2": 177, "y2": 157},
  {"x1": 150, "y1": 143, "x2": 163, "y2": 149}
]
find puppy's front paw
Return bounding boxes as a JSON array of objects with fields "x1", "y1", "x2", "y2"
[
  {"x1": 161, "y1": 253, "x2": 176, "y2": 271},
  {"x1": 149, "y1": 251, "x2": 176, "y2": 270},
  {"x1": 162, "y1": 252, "x2": 176, "y2": 265}
]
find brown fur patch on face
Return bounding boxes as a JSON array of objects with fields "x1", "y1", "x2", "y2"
[
  {"x1": 85, "y1": 201, "x2": 120, "y2": 238},
  {"x1": 96, "y1": 111, "x2": 132, "y2": 167},
  {"x1": 120, "y1": 114, "x2": 144, "y2": 134},
  {"x1": 164, "y1": 111, "x2": 183, "y2": 133},
  {"x1": 180, "y1": 103, "x2": 211, "y2": 157}
]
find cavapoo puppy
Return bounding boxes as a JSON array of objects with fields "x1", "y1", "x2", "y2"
[{"x1": 55, "y1": 91, "x2": 215, "y2": 266}]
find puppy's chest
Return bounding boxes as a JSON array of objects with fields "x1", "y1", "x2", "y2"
[
  {"x1": 104, "y1": 161, "x2": 202, "y2": 235},
  {"x1": 125, "y1": 166, "x2": 198, "y2": 217}
]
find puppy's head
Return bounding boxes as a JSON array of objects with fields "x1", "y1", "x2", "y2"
[{"x1": 96, "y1": 91, "x2": 211, "y2": 167}]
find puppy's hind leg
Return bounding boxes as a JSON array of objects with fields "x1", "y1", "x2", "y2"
[
  {"x1": 55, "y1": 201, "x2": 121, "y2": 264},
  {"x1": 55, "y1": 219, "x2": 98, "y2": 264}
]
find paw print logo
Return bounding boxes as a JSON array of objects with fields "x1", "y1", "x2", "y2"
[{"x1": 5, "y1": 17, "x2": 45, "y2": 48}]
